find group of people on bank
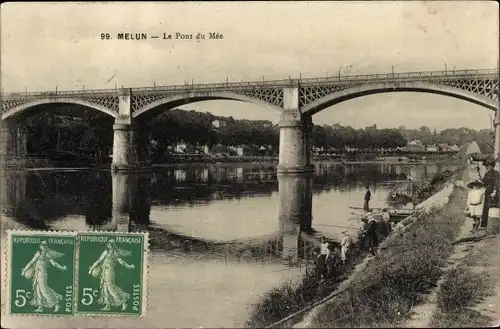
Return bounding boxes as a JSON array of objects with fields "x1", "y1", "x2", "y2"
[
  {"x1": 311, "y1": 207, "x2": 392, "y2": 281},
  {"x1": 465, "y1": 157, "x2": 500, "y2": 232}
]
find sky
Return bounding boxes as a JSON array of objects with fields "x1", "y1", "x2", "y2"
[{"x1": 1, "y1": 1, "x2": 498, "y2": 131}]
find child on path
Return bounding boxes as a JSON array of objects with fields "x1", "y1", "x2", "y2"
[{"x1": 465, "y1": 180, "x2": 485, "y2": 232}]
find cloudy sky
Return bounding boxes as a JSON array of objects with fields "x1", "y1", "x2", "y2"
[{"x1": 1, "y1": 1, "x2": 498, "y2": 130}]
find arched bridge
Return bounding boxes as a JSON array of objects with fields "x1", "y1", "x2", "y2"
[{"x1": 1, "y1": 68, "x2": 499, "y2": 172}]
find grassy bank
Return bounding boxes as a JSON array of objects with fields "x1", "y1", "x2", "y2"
[
  {"x1": 308, "y1": 187, "x2": 466, "y2": 327},
  {"x1": 429, "y1": 237, "x2": 498, "y2": 328},
  {"x1": 430, "y1": 266, "x2": 492, "y2": 327}
]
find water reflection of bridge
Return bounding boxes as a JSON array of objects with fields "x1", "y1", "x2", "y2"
[
  {"x1": 0, "y1": 163, "x2": 442, "y2": 263},
  {"x1": 0, "y1": 169, "x2": 307, "y2": 261}
]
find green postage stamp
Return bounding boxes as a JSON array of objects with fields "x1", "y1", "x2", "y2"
[
  {"x1": 6, "y1": 230, "x2": 77, "y2": 316},
  {"x1": 5, "y1": 230, "x2": 149, "y2": 317},
  {"x1": 76, "y1": 232, "x2": 148, "y2": 316}
]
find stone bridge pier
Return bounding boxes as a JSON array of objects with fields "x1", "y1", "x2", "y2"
[
  {"x1": 278, "y1": 173, "x2": 313, "y2": 263},
  {"x1": 112, "y1": 89, "x2": 150, "y2": 171},
  {"x1": 107, "y1": 171, "x2": 151, "y2": 232},
  {"x1": 277, "y1": 87, "x2": 314, "y2": 174},
  {"x1": 277, "y1": 87, "x2": 315, "y2": 263}
]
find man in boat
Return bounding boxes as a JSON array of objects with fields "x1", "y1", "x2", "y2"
[
  {"x1": 364, "y1": 185, "x2": 371, "y2": 211},
  {"x1": 480, "y1": 158, "x2": 500, "y2": 229},
  {"x1": 340, "y1": 230, "x2": 352, "y2": 265},
  {"x1": 465, "y1": 180, "x2": 485, "y2": 232}
]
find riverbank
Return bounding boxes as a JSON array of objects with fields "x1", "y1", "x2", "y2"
[
  {"x1": 303, "y1": 182, "x2": 464, "y2": 328},
  {"x1": 152, "y1": 155, "x2": 460, "y2": 167},
  {"x1": 1, "y1": 154, "x2": 461, "y2": 169},
  {"x1": 243, "y1": 168, "x2": 463, "y2": 328}
]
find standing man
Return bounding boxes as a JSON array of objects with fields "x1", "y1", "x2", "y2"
[
  {"x1": 480, "y1": 158, "x2": 500, "y2": 228},
  {"x1": 366, "y1": 215, "x2": 379, "y2": 256},
  {"x1": 318, "y1": 236, "x2": 330, "y2": 279},
  {"x1": 364, "y1": 185, "x2": 371, "y2": 211}
]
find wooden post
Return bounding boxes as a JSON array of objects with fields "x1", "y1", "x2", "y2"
[{"x1": 487, "y1": 208, "x2": 500, "y2": 235}]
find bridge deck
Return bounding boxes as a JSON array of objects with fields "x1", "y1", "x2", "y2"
[{"x1": 1, "y1": 67, "x2": 498, "y2": 97}]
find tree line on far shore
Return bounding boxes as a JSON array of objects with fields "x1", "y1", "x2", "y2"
[{"x1": 21, "y1": 108, "x2": 494, "y2": 157}]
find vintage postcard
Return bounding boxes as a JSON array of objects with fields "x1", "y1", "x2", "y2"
[{"x1": 1, "y1": 1, "x2": 499, "y2": 328}]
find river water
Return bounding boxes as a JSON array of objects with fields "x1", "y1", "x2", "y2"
[{"x1": 0, "y1": 161, "x2": 458, "y2": 328}]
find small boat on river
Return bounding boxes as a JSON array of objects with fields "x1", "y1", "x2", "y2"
[{"x1": 349, "y1": 206, "x2": 416, "y2": 222}]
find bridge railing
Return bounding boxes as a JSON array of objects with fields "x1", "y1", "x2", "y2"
[
  {"x1": 1, "y1": 68, "x2": 498, "y2": 98},
  {"x1": 297, "y1": 68, "x2": 499, "y2": 85}
]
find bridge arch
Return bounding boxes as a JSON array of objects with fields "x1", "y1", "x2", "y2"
[
  {"x1": 301, "y1": 81, "x2": 499, "y2": 116},
  {"x1": 1, "y1": 98, "x2": 118, "y2": 121},
  {"x1": 132, "y1": 91, "x2": 284, "y2": 120}
]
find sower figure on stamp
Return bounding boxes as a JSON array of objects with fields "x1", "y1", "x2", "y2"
[
  {"x1": 88, "y1": 239, "x2": 135, "y2": 311},
  {"x1": 21, "y1": 240, "x2": 67, "y2": 313},
  {"x1": 480, "y1": 158, "x2": 500, "y2": 229}
]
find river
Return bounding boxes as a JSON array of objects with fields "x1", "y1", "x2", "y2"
[{"x1": 0, "y1": 161, "x2": 458, "y2": 328}]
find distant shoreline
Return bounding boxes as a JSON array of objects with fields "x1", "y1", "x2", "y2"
[{"x1": 0, "y1": 154, "x2": 462, "y2": 169}]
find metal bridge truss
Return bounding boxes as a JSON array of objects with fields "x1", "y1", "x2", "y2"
[{"x1": 1, "y1": 68, "x2": 498, "y2": 116}]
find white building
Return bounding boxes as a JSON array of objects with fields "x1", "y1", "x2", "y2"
[
  {"x1": 426, "y1": 144, "x2": 438, "y2": 152},
  {"x1": 175, "y1": 142, "x2": 187, "y2": 153},
  {"x1": 212, "y1": 120, "x2": 227, "y2": 129}
]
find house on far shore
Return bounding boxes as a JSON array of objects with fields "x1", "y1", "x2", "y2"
[
  {"x1": 439, "y1": 143, "x2": 461, "y2": 152},
  {"x1": 212, "y1": 119, "x2": 228, "y2": 129},
  {"x1": 426, "y1": 144, "x2": 438, "y2": 152},
  {"x1": 404, "y1": 139, "x2": 425, "y2": 152},
  {"x1": 409, "y1": 140, "x2": 424, "y2": 147}
]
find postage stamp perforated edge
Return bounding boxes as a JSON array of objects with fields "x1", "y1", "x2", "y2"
[
  {"x1": 74, "y1": 230, "x2": 150, "y2": 318},
  {"x1": 3, "y1": 229, "x2": 79, "y2": 317}
]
